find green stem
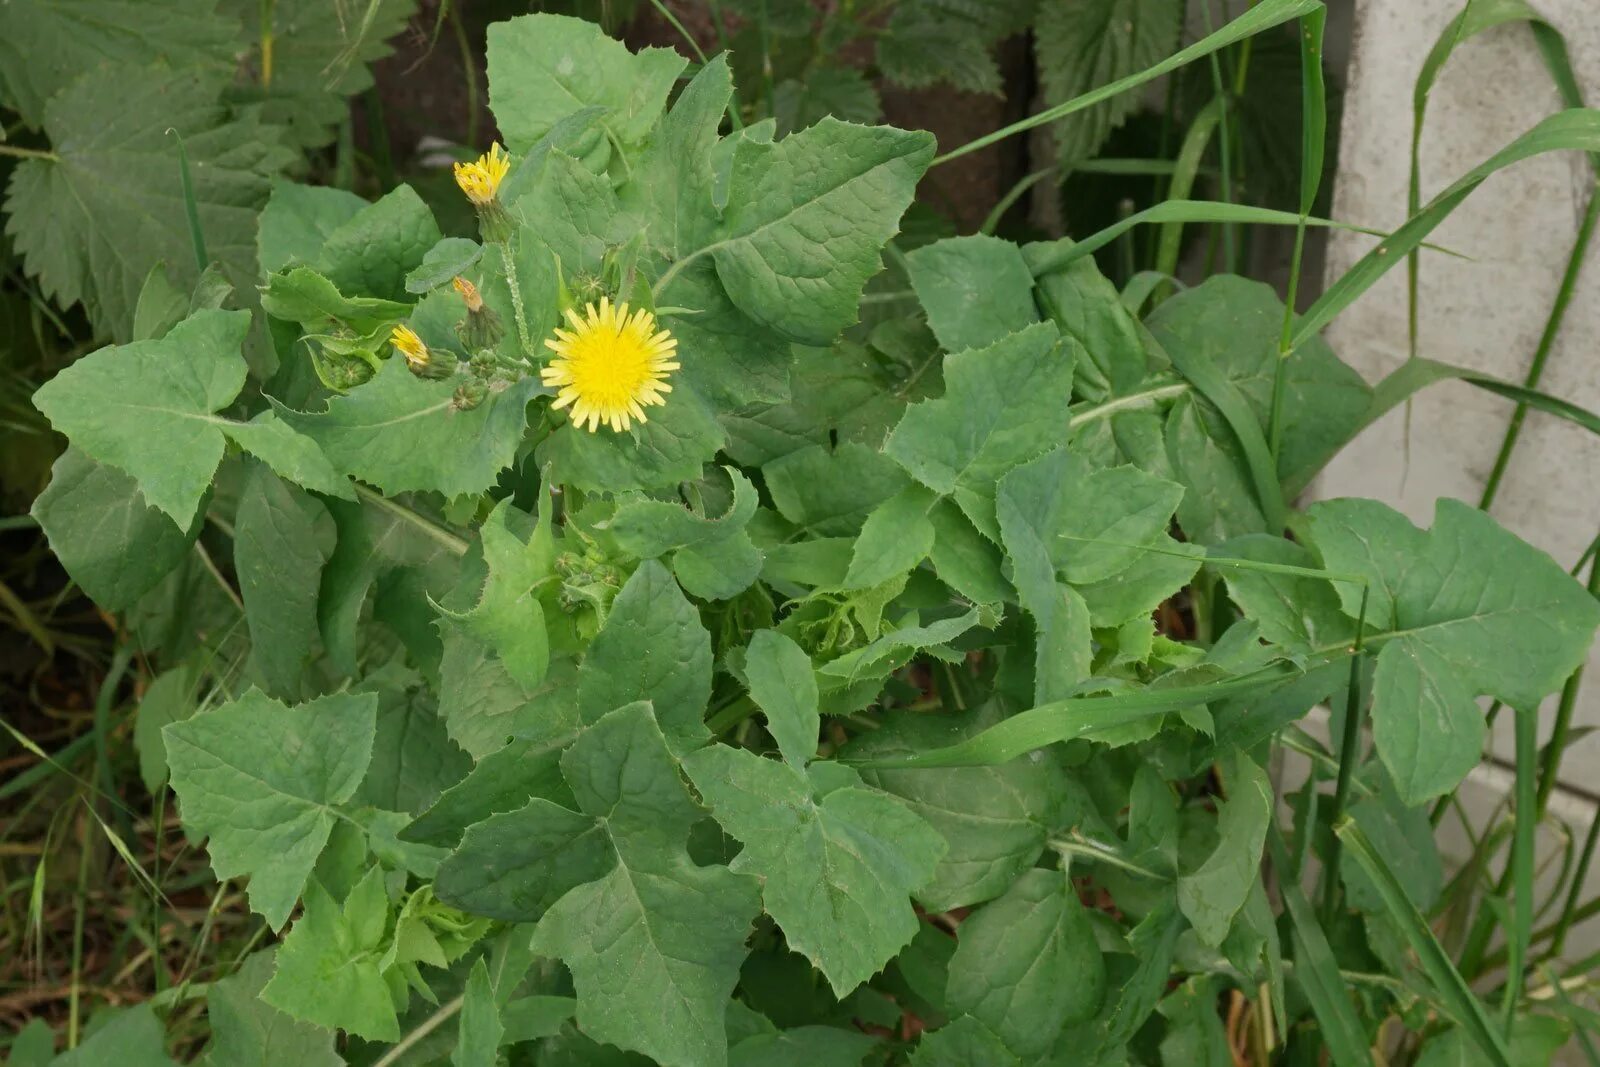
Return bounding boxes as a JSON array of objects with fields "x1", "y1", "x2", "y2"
[
  {"x1": 1502, "y1": 706, "x2": 1537, "y2": 1032},
  {"x1": 354, "y1": 484, "x2": 469, "y2": 556},
  {"x1": 0, "y1": 144, "x2": 59, "y2": 162},
  {"x1": 1548, "y1": 796, "x2": 1600, "y2": 960},
  {"x1": 1318, "y1": 585, "x2": 1369, "y2": 924},
  {"x1": 707, "y1": 695, "x2": 757, "y2": 736},
  {"x1": 647, "y1": 0, "x2": 708, "y2": 63},
  {"x1": 1536, "y1": 545, "x2": 1600, "y2": 817},
  {"x1": 67, "y1": 812, "x2": 91, "y2": 1049},
  {"x1": 1196, "y1": 3, "x2": 1237, "y2": 269},
  {"x1": 1480, "y1": 180, "x2": 1600, "y2": 511},
  {"x1": 497, "y1": 243, "x2": 534, "y2": 361},
  {"x1": 372, "y1": 994, "x2": 465, "y2": 1067}
]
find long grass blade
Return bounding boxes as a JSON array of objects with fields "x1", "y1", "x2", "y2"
[
  {"x1": 1360, "y1": 356, "x2": 1600, "y2": 441},
  {"x1": 1336, "y1": 817, "x2": 1513, "y2": 1066}
]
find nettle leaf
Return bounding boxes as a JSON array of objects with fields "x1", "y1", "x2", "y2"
[
  {"x1": 887, "y1": 322, "x2": 1077, "y2": 540},
  {"x1": 774, "y1": 65, "x2": 883, "y2": 137},
  {"x1": 1309, "y1": 498, "x2": 1600, "y2": 803},
  {"x1": 577, "y1": 561, "x2": 713, "y2": 754},
  {"x1": 945, "y1": 869, "x2": 1106, "y2": 1059},
  {"x1": 264, "y1": 866, "x2": 397, "y2": 1041},
  {"x1": 275, "y1": 360, "x2": 543, "y2": 499},
  {"x1": 607, "y1": 469, "x2": 763, "y2": 601},
  {"x1": 3, "y1": 65, "x2": 292, "y2": 340},
  {"x1": 529, "y1": 702, "x2": 761, "y2": 1067},
  {"x1": 1178, "y1": 750, "x2": 1272, "y2": 946},
  {"x1": 845, "y1": 710, "x2": 1073, "y2": 910},
  {"x1": 878, "y1": 0, "x2": 1034, "y2": 95},
  {"x1": 711, "y1": 117, "x2": 935, "y2": 345},
  {"x1": 31, "y1": 448, "x2": 199, "y2": 612},
  {"x1": 163, "y1": 689, "x2": 377, "y2": 930},
  {"x1": 906, "y1": 235, "x2": 1040, "y2": 354},
  {"x1": 486, "y1": 12, "x2": 686, "y2": 153},
  {"x1": 0, "y1": 0, "x2": 236, "y2": 127},
  {"x1": 235, "y1": 465, "x2": 332, "y2": 700},
  {"x1": 223, "y1": 0, "x2": 418, "y2": 149},
  {"x1": 685, "y1": 632, "x2": 944, "y2": 995},
  {"x1": 32, "y1": 310, "x2": 350, "y2": 526},
  {"x1": 203, "y1": 949, "x2": 342, "y2": 1067},
  {"x1": 1035, "y1": 0, "x2": 1184, "y2": 169},
  {"x1": 435, "y1": 498, "x2": 555, "y2": 691}
]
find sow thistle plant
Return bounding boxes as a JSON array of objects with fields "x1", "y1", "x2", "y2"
[{"x1": 18, "y1": 8, "x2": 1600, "y2": 1067}]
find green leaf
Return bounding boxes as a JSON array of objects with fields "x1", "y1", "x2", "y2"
[
  {"x1": 530, "y1": 703, "x2": 761, "y2": 1067},
  {"x1": 710, "y1": 117, "x2": 935, "y2": 345},
  {"x1": 164, "y1": 689, "x2": 377, "y2": 929},
  {"x1": 1027, "y1": 239, "x2": 1149, "y2": 398},
  {"x1": 539, "y1": 392, "x2": 725, "y2": 494},
  {"x1": 222, "y1": 412, "x2": 357, "y2": 501},
  {"x1": 1414, "y1": 1016, "x2": 1571, "y2": 1067},
  {"x1": 886, "y1": 323, "x2": 1076, "y2": 539},
  {"x1": 878, "y1": 0, "x2": 1032, "y2": 95},
  {"x1": 32, "y1": 310, "x2": 245, "y2": 525},
  {"x1": 354, "y1": 683, "x2": 472, "y2": 817},
  {"x1": 577, "y1": 560, "x2": 713, "y2": 754},
  {"x1": 774, "y1": 66, "x2": 883, "y2": 137},
  {"x1": 1157, "y1": 977, "x2": 1234, "y2": 1066},
  {"x1": 906, "y1": 235, "x2": 1040, "y2": 354},
  {"x1": 608, "y1": 468, "x2": 763, "y2": 601},
  {"x1": 402, "y1": 732, "x2": 576, "y2": 850},
  {"x1": 236, "y1": 466, "x2": 331, "y2": 699},
  {"x1": 631, "y1": 56, "x2": 732, "y2": 262},
  {"x1": 258, "y1": 181, "x2": 369, "y2": 275},
  {"x1": 223, "y1": 0, "x2": 417, "y2": 148},
  {"x1": 486, "y1": 13, "x2": 686, "y2": 153},
  {"x1": 910, "y1": 1016, "x2": 1020, "y2": 1067},
  {"x1": 845, "y1": 484, "x2": 938, "y2": 590},
  {"x1": 845, "y1": 710, "x2": 1072, "y2": 910},
  {"x1": 4, "y1": 65, "x2": 290, "y2": 339},
  {"x1": 275, "y1": 359, "x2": 543, "y2": 499},
  {"x1": 1309, "y1": 498, "x2": 1600, "y2": 803},
  {"x1": 744, "y1": 630, "x2": 822, "y2": 768},
  {"x1": 133, "y1": 664, "x2": 201, "y2": 793},
  {"x1": 7, "y1": 1018, "x2": 52, "y2": 1067},
  {"x1": 0, "y1": 1, "x2": 235, "y2": 126},
  {"x1": 927, "y1": 500, "x2": 1013, "y2": 605},
  {"x1": 406, "y1": 238, "x2": 484, "y2": 295},
  {"x1": 1035, "y1": 0, "x2": 1184, "y2": 168},
  {"x1": 434, "y1": 796, "x2": 613, "y2": 921},
  {"x1": 315, "y1": 184, "x2": 442, "y2": 303},
  {"x1": 260, "y1": 266, "x2": 411, "y2": 334},
  {"x1": 729, "y1": 1025, "x2": 879, "y2": 1067},
  {"x1": 945, "y1": 868, "x2": 1106, "y2": 1058},
  {"x1": 264, "y1": 867, "x2": 398, "y2": 1041},
  {"x1": 765, "y1": 442, "x2": 911, "y2": 537},
  {"x1": 31, "y1": 448, "x2": 198, "y2": 612},
  {"x1": 1214, "y1": 535, "x2": 1356, "y2": 655},
  {"x1": 50, "y1": 1004, "x2": 177, "y2": 1067},
  {"x1": 436, "y1": 636, "x2": 579, "y2": 760},
  {"x1": 203, "y1": 949, "x2": 342, "y2": 1067},
  {"x1": 1178, "y1": 750, "x2": 1271, "y2": 946},
  {"x1": 452, "y1": 958, "x2": 504, "y2": 1067},
  {"x1": 436, "y1": 498, "x2": 553, "y2": 691}
]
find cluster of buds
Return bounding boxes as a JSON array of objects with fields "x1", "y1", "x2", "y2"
[
  {"x1": 555, "y1": 545, "x2": 625, "y2": 638},
  {"x1": 452, "y1": 143, "x2": 514, "y2": 244}
]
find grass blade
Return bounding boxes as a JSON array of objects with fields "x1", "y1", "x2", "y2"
[
  {"x1": 1335, "y1": 817, "x2": 1512, "y2": 1066},
  {"x1": 1360, "y1": 356, "x2": 1600, "y2": 441}
]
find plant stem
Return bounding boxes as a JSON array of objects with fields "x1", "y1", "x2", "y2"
[
  {"x1": 354, "y1": 484, "x2": 469, "y2": 556},
  {"x1": 1548, "y1": 804, "x2": 1600, "y2": 960},
  {"x1": 0, "y1": 144, "x2": 59, "y2": 162},
  {"x1": 1479, "y1": 179, "x2": 1600, "y2": 511},
  {"x1": 1535, "y1": 544, "x2": 1600, "y2": 817},
  {"x1": 1318, "y1": 584, "x2": 1368, "y2": 925},
  {"x1": 373, "y1": 995, "x2": 465, "y2": 1067},
  {"x1": 1502, "y1": 706, "x2": 1537, "y2": 1033}
]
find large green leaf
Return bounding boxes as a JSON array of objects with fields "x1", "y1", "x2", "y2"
[
  {"x1": 4, "y1": 66, "x2": 292, "y2": 339},
  {"x1": 164, "y1": 689, "x2": 377, "y2": 929},
  {"x1": 1308, "y1": 498, "x2": 1600, "y2": 803},
  {"x1": 50, "y1": 1004, "x2": 177, "y2": 1067},
  {"x1": 314, "y1": 184, "x2": 441, "y2": 304},
  {"x1": 235, "y1": 465, "x2": 331, "y2": 699},
  {"x1": 1177, "y1": 750, "x2": 1272, "y2": 946},
  {"x1": 33, "y1": 310, "x2": 350, "y2": 526},
  {"x1": 30, "y1": 448, "x2": 199, "y2": 612},
  {"x1": 887, "y1": 322, "x2": 1077, "y2": 540},
  {"x1": 263, "y1": 867, "x2": 398, "y2": 1041},
  {"x1": 203, "y1": 949, "x2": 343, "y2": 1067},
  {"x1": 274, "y1": 359, "x2": 543, "y2": 500},
  {"x1": 710, "y1": 117, "x2": 935, "y2": 345},
  {"x1": 435, "y1": 498, "x2": 554, "y2": 692},
  {"x1": 486, "y1": 13, "x2": 686, "y2": 153},
  {"x1": 905, "y1": 235, "x2": 1040, "y2": 354},
  {"x1": 945, "y1": 869, "x2": 1106, "y2": 1058},
  {"x1": 529, "y1": 703, "x2": 761, "y2": 1067},
  {"x1": 0, "y1": 0, "x2": 236, "y2": 127},
  {"x1": 576, "y1": 560, "x2": 713, "y2": 755}
]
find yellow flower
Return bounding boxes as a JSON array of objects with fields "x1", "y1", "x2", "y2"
[
  {"x1": 391, "y1": 325, "x2": 430, "y2": 369},
  {"x1": 453, "y1": 143, "x2": 509, "y2": 206},
  {"x1": 541, "y1": 298, "x2": 679, "y2": 433}
]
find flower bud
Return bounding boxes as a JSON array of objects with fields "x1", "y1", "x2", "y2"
[{"x1": 453, "y1": 277, "x2": 505, "y2": 352}]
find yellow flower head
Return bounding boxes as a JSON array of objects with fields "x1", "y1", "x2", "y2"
[
  {"x1": 541, "y1": 298, "x2": 679, "y2": 433},
  {"x1": 453, "y1": 143, "x2": 510, "y2": 206},
  {"x1": 390, "y1": 325, "x2": 430, "y2": 370}
]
